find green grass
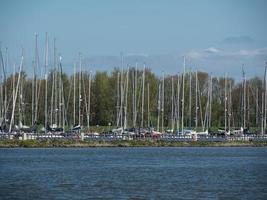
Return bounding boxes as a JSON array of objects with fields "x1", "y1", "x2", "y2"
[{"x1": 0, "y1": 139, "x2": 267, "y2": 148}]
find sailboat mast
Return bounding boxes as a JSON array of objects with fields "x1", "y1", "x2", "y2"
[
  {"x1": 224, "y1": 75, "x2": 227, "y2": 132},
  {"x1": 124, "y1": 68, "x2": 129, "y2": 129},
  {"x1": 141, "y1": 64, "x2": 145, "y2": 127},
  {"x1": 19, "y1": 48, "x2": 24, "y2": 128},
  {"x1": 157, "y1": 82, "x2": 161, "y2": 132},
  {"x1": 182, "y1": 56, "x2": 185, "y2": 134},
  {"x1": 9, "y1": 56, "x2": 23, "y2": 132},
  {"x1": 228, "y1": 80, "x2": 232, "y2": 131},
  {"x1": 12, "y1": 64, "x2": 15, "y2": 116},
  {"x1": 242, "y1": 66, "x2": 246, "y2": 129},
  {"x1": 50, "y1": 38, "x2": 56, "y2": 125},
  {"x1": 3, "y1": 48, "x2": 7, "y2": 120},
  {"x1": 209, "y1": 75, "x2": 212, "y2": 128},
  {"x1": 177, "y1": 74, "x2": 180, "y2": 132},
  {"x1": 120, "y1": 53, "x2": 124, "y2": 128},
  {"x1": 34, "y1": 33, "x2": 39, "y2": 123},
  {"x1": 58, "y1": 56, "x2": 62, "y2": 127},
  {"x1": 54, "y1": 40, "x2": 58, "y2": 126},
  {"x1": 88, "y1": 71, "x2": 91, "y2": 130},
  {"x1": 0, "y1": 45, "x2": 2, "y2": 119},
  {"x1": 116, "y1": 71, "x2": 120, "y2": 127},
  {"x1": 264, "y1": 63, "x2": 267, "y2": 131},
  {"x1": 73, "y1": 63, "x2": 76, "y2": 125},
  {"x1": 134, "y1": 64, "x2": 137, "y2": 127},
  {"x1": 171, "y1": 76, "x2": 174, "y2": 131},
  {"x1": 60, "y1": 57, "x2": 66, "y2": 131},
  {"x1": 31, "y1": 59, "x2": 35, "y2": 125},
  {"x1": 262, "y1": 93, "x2": 264, "y2": 134},
  {"x1": 147, "y1": 82, "x2": 150, "y2": 128},
  {"x1": 189, "y1": 71, "x2": 192, "y2": 129},
  {"x1": 247, "y1": 83, "x2": 250, "y2": 128},
  {"x1": 132, "y1": 67, "x2": 136, "y2": 127},
  {"x1": 44, "y1": 32, "x2": 48, "y2": 134},
  {"x1": 0, "y1": 54, "x2": 2, "y2": 119},
  {"x1": 78, "y1": 53, "x2": 82, "y2": 126},
  {"x1": 161, "y1": 73, "x2": 165, "y2": 133},
  {"x1": 195, "y1": 71, "x2": 198, "y2": 130},
  {"x1": 256, "y1": 88, "x2": 258, "y2": 126}
]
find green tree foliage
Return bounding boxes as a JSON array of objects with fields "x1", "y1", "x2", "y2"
[{"x1": 1, "y1": 67, "x2": 264, "y2": 130}]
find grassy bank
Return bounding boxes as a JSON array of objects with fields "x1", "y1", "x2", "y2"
[{"x1": 0, "y1": 139, "x2": 267, "y2": 148}]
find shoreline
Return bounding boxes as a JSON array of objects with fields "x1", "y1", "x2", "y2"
[{"x1": 0, "y1": 140, "x2": 267, "y2": 148}]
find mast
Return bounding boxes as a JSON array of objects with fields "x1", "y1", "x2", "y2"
[
  {"x1": 189, "y1": 70, "x2": 192, "y2": 129},
  {"x1": 19, "y1": 48, "x2": 24, "y2": 127},
  {"x1": 177, "y1": 74, "x2": 180, "y2": 132},
  {"x1": 209, "y1": 75, "x2": 212, "y2": 129},
  {"x1": 134, "y1": 64, "x2": 137, "y2": 127},
  {"x1": 224, "y1": 75, "x2": 227, "y2": 132},
  {"x1": 59, "y1": 56, "x2": 65, "y2": 131},
  {"x1": 157, "y1": 82, "x2": 161, "y2": 132},
  {"x1": 141, "y1": 64, "x2": 145, "y2": 127},
  {"x1": 256, "y1": 88, "x2": 258, "y2": 126},
  {"x1": 9, "y1": 56, "x2": 23, "y2": 132},
  {"x1": 195, "y1": 71, "x2": 198, "y2": 130},
  {"x1": 87, "y1": 71, "x2": 91, "y2": 130},
  {"x1": 54, "y1": 40, "x2": 58, "y2": 126},
  {"x1": 132, "y1": 69, "x2": 135, "y2": 127},
  {"x1": 73, "y1": 63, "x2": 76, "y2": 125},
  {"x1": 120, "y1": 53, "x2": 124, "y2": 127},
  {"x1": 228, "y1": 80, "x2": 232, "y2": 131},
  {"x1": 264, "y1": 63, "x2": 267, "y2": 131},
  {"x1": 242, "y1": 65, "x2": 246, "y2": 129},
  {"x1": 34, "y1": 33, "x2": 39, "y2": 123},
  {"x1": 50, "y1": 38, "x2": 56, "y2": 125},
  {"x1": 58, "y1": 55, "x2": 62, "y2": 127},
  {"x1": 44, "y1": 32, "x2": 48, "y2": 133},
  {"x1": 147, "y1": 82, "x2": 150, "y2": 128},
  {"x1": 0, "y1": 44, "x2": 8, "y2": 120},
  {"x1": 3, "y1": 48, "x2": 7, "y2": 120},
  {"x1": 12, "y1": 64, "x2": 15, "y2": 117},
  {"x1": 181, "y1": 56, "x2": 185, "y2": 134},
  {"x1": 124, "y1": 67, "x2": 129, "y2": 129},
  {"x1": 78, "y1": 53, "x2": 82, "y2": 126},
  {"x1": 116, "y1": 71, "x2": 120, "y2": 127},
  {"x1": 131, "y1": 65, "x2": 138, "y2": 128},
  {"x1": 0, "y1": 46, "x2": 2, "y2": 119},
  {"x1": 262, "y1": 93, "x2": 264, "y2": 134},
  {"x1": 171, "y1": 76, "x2": 174, "y2": 131},
  {"x1": 247, "y1": 82, "x2": 250, "y2": 128},
  {"x1": 0, "y1": 53, "x2": 2, "y2": 119},
  {"x1": 161, "y1": 73, "x2": 165, "y2": 133}
]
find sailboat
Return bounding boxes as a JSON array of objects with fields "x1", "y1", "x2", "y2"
[
  {"x1": 46, "y1": 122, "x2": 63, "y2": 133},
  {"x1": 14, "y1": 121, "x2": 37, "y2": 133}
]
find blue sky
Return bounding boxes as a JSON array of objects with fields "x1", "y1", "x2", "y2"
[{"x1": 0, "y1": 0, "x2": 267, "y2": 79}]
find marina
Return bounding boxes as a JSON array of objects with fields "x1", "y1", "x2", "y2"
[
  {"x1": 1, "y1": 130, "x2": 267, "y2": 144},
  {"x1": 1, "y1": 1, "x2": 267, "y2": 199},
  {"x1": 0, "y1": 35, "x2": 267, "y2": 141}
]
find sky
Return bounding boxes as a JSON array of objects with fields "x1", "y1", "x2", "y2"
[{"x1": 0, "y1": 0, "x2": 267, "y2": 80}]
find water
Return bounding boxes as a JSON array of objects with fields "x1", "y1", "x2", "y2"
[{"x1": 0, "y1": 147, "x2": 267, "y2": 200}]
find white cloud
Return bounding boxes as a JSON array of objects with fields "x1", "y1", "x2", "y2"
[
  {"x1": 183, "y1": 47, "x2": 267, "y2": 80},
  {"x1": 204, "y1": 47, "x2": 222, "y2": 54},
  {"x1": 186, "y1": 47, "x2": 222, "y2": 59},
  {"x1": 186, "y1": 47, "x2": 267, "y2": 60},
  {"x1": 235, "y1": 48, "x2": 267, "y2": 57}
]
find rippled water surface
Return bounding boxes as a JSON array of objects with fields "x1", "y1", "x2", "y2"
[{"x1": 0, "y1": 147, "x2": 267, "y2": 199}]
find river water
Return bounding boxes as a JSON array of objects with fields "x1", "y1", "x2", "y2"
[{"x1": 0, "y1": 147, "x2": 267, "y2": 199}]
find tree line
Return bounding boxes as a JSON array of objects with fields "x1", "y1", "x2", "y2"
[{"x1": 0, "y1": 64, "x2": 264, "y2": 131}]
